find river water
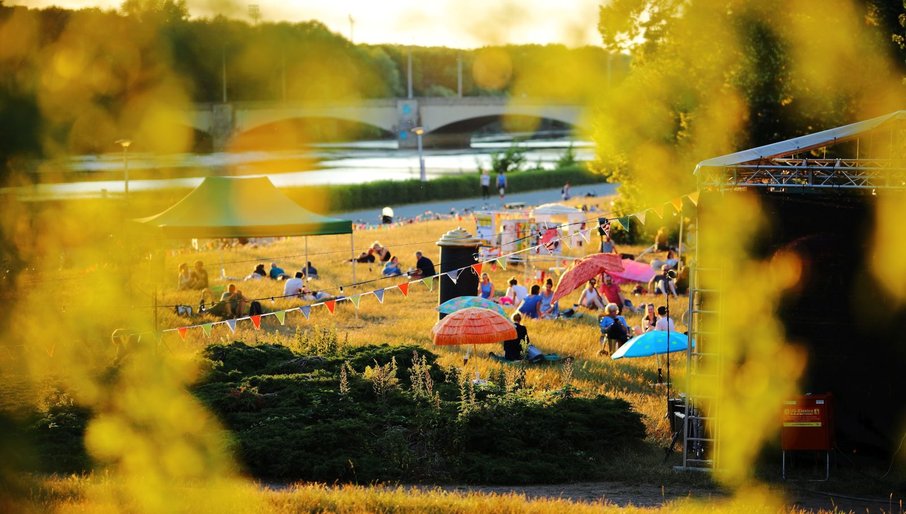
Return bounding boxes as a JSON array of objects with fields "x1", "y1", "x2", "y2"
[{"x1": 10, "y1": 138, "x2": 595, "y2": 200}]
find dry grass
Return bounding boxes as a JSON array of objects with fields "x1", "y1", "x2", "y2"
[
  {"x1": 8, "y1": 195, "x2": 857, "y2": 513},
  {"x1": 150, "y1": 202, "x2": 688, "y2": 449}
]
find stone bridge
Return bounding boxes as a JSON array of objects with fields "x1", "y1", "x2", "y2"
[{"x1": 186, "y1": 97, "x2": 589, "y2": 149}]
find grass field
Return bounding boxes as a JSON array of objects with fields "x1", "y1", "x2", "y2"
[{"x1": 2, "y1": 192, "x2": 902, "y2": 513}]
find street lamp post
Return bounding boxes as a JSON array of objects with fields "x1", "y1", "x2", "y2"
[
  {"x1": 115, "y1": 139, "x2": 132, "y2": 201},
  {"x1": 412, "y1": 127, "x2": 426, "y2": 182}
]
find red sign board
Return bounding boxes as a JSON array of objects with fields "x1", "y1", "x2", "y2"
[{"x1": 781, "y1": 393, "x2": 834, "y2": 451}]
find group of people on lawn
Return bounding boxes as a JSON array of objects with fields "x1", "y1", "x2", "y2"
[
  {"x1": 174, "y1": 230, "x2": 681, "y2": 361},
  {"x1": 175, "y1": 241, "x2": 439, "y2": 319}
]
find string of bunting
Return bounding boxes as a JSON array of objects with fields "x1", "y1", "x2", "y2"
[{"x1": 163, "y1": 190, "x2": 700, "y2": 339}]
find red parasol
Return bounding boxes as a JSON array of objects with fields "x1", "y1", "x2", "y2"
[
  {"x1": 584, "y1": 253, "x2": 625, "y2": 273},
  {"x1": 431, "y1": 307, "x2": 517, "y2": 346},
  {"x1": 551, "y1": 253, "x2": 625, "y2": 304}
]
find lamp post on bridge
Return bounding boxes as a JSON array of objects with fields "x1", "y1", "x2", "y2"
[
  {"x1": 411, "y1": 126, "x2": 426, "y2": 182},
  {"x1": 115, "y1": 139, "x2": 132, "y2": 201}
]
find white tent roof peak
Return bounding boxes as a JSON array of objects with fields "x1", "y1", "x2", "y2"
[
  {"x1": 694, "y1": 110, "x2": 906, "y2": 173},
  {"x1": 531, "y1": 203, "x2": 583, "y2": 215}
]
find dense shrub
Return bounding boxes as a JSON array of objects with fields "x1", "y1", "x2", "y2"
[
  {"x1": 195, "y1": 340, "x2": 646, "y2": 484},
  {"x1": 16, "y1": 340, "x2": 645, "y2": 485}
]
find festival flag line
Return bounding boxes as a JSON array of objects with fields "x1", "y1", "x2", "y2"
[{"x1": 162, "y1": 191, "x2": 702, "y2": 336}]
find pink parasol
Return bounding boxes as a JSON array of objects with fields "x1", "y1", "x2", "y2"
[
  {"x1": 431, "y1": 307, "x2": 517, "y2": 346},
  {"x1": 551, "y1": 253, "x2": 625, "y2": 304}
]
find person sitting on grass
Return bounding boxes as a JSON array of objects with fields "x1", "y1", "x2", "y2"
[
  {"x1": 409, "y1": 251, "x2": 435, "y2": 279},
  {"x1": 283, "y1": 272, "x2": 304, "y2": 297},
  {"x1": 655, "y1": 305, "x2": 676, "y2": 332},
  {"x1": 500, "y1": 277, "x2": 528, "y2": 306},
  {"x1": 478, "y1": 272, "x2": 495, "y2": 300},
  {"x1": 301, "y1": 261, "x2": 319, "y2": 280},
  {"x1": 207, "y1": 283, "x2": 248, "y2": 319},
  {"x1": 599, "y1": 273, "x2": 639, "y2": 314},
  {"x1": 246, "y1": 263, "x2": 266, "y2": 280},
  {"x1": 269, "y1": 262, "x2": 290, "y2": 280},
  {"x1": 490, "y1": 312, "x2": 528, "y2": 361},
  {"x1": 189, "y1": 260, "x2": 209, "y2": 289},
  {"x1": 517, "y1": 284, "x2": 542, "y2": 319},
  {"x1": 382, "y1": 256, "x2": 402, "y2": 277},
  {"x1": 648, "y1": 264, "x2": 678, "y2": 298},
  {"x1": 639, "y1": 302, "x2": 657, "y2": 334},
  {"x1": 599, "y1": 302, "x2": 631, "y2": 355},
  {"x1": 578, "y1": 279, "x2": 606, "y2": 310},
  {"x1": 354, "y1": 241, "x2": 392, "y2": 263},
  {"x1": 177, "y1": 262, "x2": 192, "y2": 290},
  {"x1": 299, "y1": 285, "x2": 331, "y2": 302},
  {"x1": 539, "y1": 279, "x2": 560, "y2": 320}
]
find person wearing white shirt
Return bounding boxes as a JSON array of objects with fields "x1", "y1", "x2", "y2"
[
  {"x1": 502, "y1": 277, "x2": 528, "y2": 306},
  {"x1": 283, "y1": 272, "x2": 304, "y2": 297},
  {"x1": 654, "y1": 306, "x2": 676, "y2": 331}
]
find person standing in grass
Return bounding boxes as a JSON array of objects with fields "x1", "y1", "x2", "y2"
[
  {"x1": 496, "y1": 170, "x2": 507, "y2": 200},
  {"x1": 480, "y1": 171, "x2": 491, "y2": 201}
]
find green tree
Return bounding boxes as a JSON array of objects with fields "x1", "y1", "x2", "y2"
[
  {"x1": 120, "y1": 0, "x2": 187, "y2": 24},
  {"x1": 594, "y1": 0, "x2": 906, "y2": 212}
]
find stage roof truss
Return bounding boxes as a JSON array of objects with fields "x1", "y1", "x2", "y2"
[
  {"x1": 700, "y1": 158, "x2": 906, "y2": 191},
  {"x1": 694, "y1": 110, "x2": 906, "y2": 192}
]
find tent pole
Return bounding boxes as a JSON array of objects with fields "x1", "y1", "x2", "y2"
[
  {"x1": 305, "y1": 236, "x2": 308, "y2": 275},
  {"x1": 677, "y1": 213, "x2": 684, "y2": 267},
  {"x1": 350, "y1": 231, "x2": 356, "y2": 287}
]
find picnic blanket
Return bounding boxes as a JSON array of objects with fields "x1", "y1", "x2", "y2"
[{"x1": 489, "y1": 353, "x2": 564, "y2": 364}]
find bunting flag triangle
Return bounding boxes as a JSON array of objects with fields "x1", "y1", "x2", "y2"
[
  {"x1": 471, "y1": 262, "x2": 483, "y2": 276},
  {"x1": 177, "y1": 327, "x2": 188, "y2": 340},
  {"x1": 299, "y1": 305, "x2": 311, "y2": 319},
  {"x1": 421, "y1": 277, "x2": 435, "y2": 291},
  {"x1": 250, "y1": 315, "x2": 262, "y2": 330},
  {"x1": 634, "y1": 210, "x2": 647, "y2": 225},
  {"x1": 273, "y1": 310, "x2": 286, "y2": 326},
  {"x1": 611, "y1": 218, "x2": 624, "y2": 231},
  {"x1": 226, "y1": 319, "x2": 237, "y2": 333},
  {"x1": 687, "y1": 191, "x2": 700, "y2": 206},
  {"x1": 497, "y1": 258, "x2": 507, "y2": 270},
  {"x1": 373, "y1": 288, "x2": 385, "y2": 303},
  {"x1": 201, "y1": 323, "x2": 213, "y2": 337},
  {"x1": 325, "y1": 300, "x2": 336, "y2": 314},
  {"x1": 559, "y1": 232, "x2": 570, "y2": 249},
  {"x1": 620, "y1": 216, "x2": 633, "y2": 230},
  {"x1": 578, "y1": 229, "x2": 590, "y2": 242},
  {"x1": 447, "y1": 269, "x2": 463, "y2": 285},
  {"x1": 650, "y1": 206, "x2": 663, "y2": 219},
  {"x1": 398, "y1": 282, "x2": 409, "y2": 297},
  {"x1": 349, "y1": 294, "x2": 361, "y2": 308},
  {"x1": 670, "y1": 197, "x2": 684, "y2": 213}
]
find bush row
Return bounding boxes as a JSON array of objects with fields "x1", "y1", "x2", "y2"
[
  {"x1": 20, "y1": 339, "x2": 647, "y2": 485},
  {"x1": 283, "y1": 166, "x2": 605, "y2": 213}
]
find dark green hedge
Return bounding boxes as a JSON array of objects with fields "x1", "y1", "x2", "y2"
[
  {"x1": 284, "y1": 166, "x2": 604, "y2": 213},
  {"x1": 191, "y1": 341, "x2": 645, "y2": 484}
]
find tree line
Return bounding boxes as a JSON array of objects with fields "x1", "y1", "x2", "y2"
[{"x1": 0, "y1": 1, "x2": 626, "y2": 167}]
